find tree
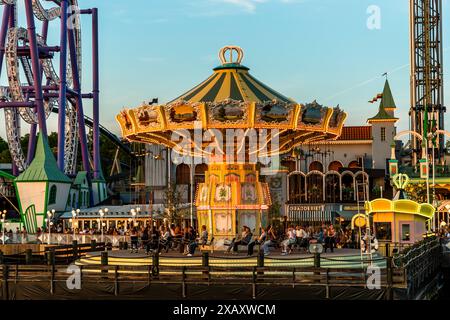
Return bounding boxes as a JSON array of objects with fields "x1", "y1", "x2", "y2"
[
  {"x1": 404, "y1": 183, "x2": 428, "y2": 203},
  {"x1": 269, "y1": 193, "x2": 282, "y2": 223},
  {"x1": 0, "y1": 136, "x2": 11, "y2": 163},
  {"x1": 162, "y1": 182, "x2": 183, "y2": 224}
]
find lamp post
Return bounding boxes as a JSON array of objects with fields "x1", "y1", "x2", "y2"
[
  {"x1": 131, "y1": 208, "x2": 138, "y2": 228},
  {"x1": 1, "y1": 210, "x2": 6, "y2": 244},
  {"x1": 99, "y1": 208, "x2": 106, "y2": 242},
  {"x1": 46, "y1": 209, "x2": 55, "y2": 244},
  {"x1": 71, "y1": 208, "x2": 80, "y2": 238}
]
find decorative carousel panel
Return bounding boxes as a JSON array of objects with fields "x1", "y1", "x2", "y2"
[
  {"x1": 240, "y1": 182, "x2": 258, "y2": 205},
  {"x1": 197, "y1": 210, "x2": 210, "y2": 230},
  {"x1": 213, "y1": 182, "x2": 233, "y2": 204},
  {"x1": 196, "y1": 183, "x2": 210, "y2": 207},
  {"x1": 224, "y1": 173, "x2": 241, "y2": 183},
  {"x1": 213, "y1": 210, "x2": 234, "y2": 235},
  {"x1": 297, "y1": 101, "x2": 330, "y2": 132},
  {"x1": 254, "y1": 101, "x2": 298, "y2": 129},
  {"x1": 205, "y1": 99, "x2": 251, "y2": 129},
  {"x1": 327, "y1": 106, "x2": 347, "y2": 136},
  {"x1": 116, "y1": 110, "x2": 135, "y2": 137},
  {"x1": 164, "y1": 101, "x2": 205, "y2": 130},
  {"x1": 130, "y1": 104, "x2": 165, "y2": 133},
  {"x1": 207, "y1": 173, "x2": 220, "y2": 185},
  {"x1": 238, "y1": 210, "x2": 258, "y2": 233},
  {"x1": 245, "y1": 173, "x2": 257, "y2": 183}
]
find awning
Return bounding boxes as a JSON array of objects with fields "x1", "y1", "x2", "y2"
[
  {"x1": 58, "y1": 204, "x2": 192, "y2": 219},
  {"x1": 287, "y1": 205, "x2": 334, "y2": 222}
]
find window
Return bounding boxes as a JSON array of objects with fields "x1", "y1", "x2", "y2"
[
  {"x1": 374, "y1": 222, "x2": 391, "y2": 241},
  {"x1": 381, "y1": 127, "x2": 386, "y2": 142},
  {"x1": 48, "y1": 185, "x2": 57, "y2": 205},
  {"x1": 401, "y1": 224, "x2": 411, "y2": 241}
]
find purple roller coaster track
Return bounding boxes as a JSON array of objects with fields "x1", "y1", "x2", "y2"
[{"x1": 0, "y1": 0, "x2": 108, "y2": 206}]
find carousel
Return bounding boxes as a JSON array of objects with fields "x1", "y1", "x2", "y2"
[{"x1": 116, "y1": 46, "x2": 347, "y2": 242}]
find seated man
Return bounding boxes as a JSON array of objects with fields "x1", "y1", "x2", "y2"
[
  {"x1": 185, "y1": 226, "x2": 198, "y2": 257},
  {"x1": 261, "y1": 225, "x2": 277, "y2": 256},
  {"x1": 187, "y1": 225, "x2": 208, "y2": 256},
  {"x1": 296, "y1": 225, "x2": 309, "y2": 251},
  {"x1": 158, "y1": 226, "x2": 172, "y2": 253},
  {"x1": 232, "y1": 226, "x2": 253, "y2": 254},
  {"x1": 281, "y1": 226, "x2": 296, "y2": 255},
  {"x1": 247, "y1": 227, "x2": 267, "y2": 256}
]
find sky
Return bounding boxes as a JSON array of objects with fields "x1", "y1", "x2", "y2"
[{"x1": 0, "y1": 0, "x2": 449, "y2": 139}]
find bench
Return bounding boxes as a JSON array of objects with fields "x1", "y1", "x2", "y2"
[{"x1": 200, "y1": 237, "x2": 215, "y2": 253}]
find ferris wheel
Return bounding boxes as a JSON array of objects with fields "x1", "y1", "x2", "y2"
[{"x1": 0, "y1": 0, "x2": 100, "y2": 179}]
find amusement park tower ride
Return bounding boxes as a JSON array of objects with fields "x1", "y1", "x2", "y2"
[{"x1": 409, "y1": 0, "x2": 446, "y2": 165}]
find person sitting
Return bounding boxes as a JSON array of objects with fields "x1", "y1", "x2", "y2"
[
  {"x1": 158, "y1": 226, "x2": 171, "y2": 253},
  {"x1": 226, "y1": 226, "x2": 246, "y2": 253},
  {"x1": 324, "y1": 225, "x2": 336, "y2": 253},
  {"x1": 187, "y1": 225, "x2": 208, "y2": 256},
  {"x1": 141, "y1": 227, "x2": 149, "y2": 252},
  {"x1": 186, "y1": 226, "x2": 198, "y2": 257},
  {"x1": 247, "y1": 227, "x2": 267, "y2": 256},
  {"x1": 281, "y1": 226, "x2": 296, "y2": 255},
  {"x1": 261, "y1": 225, "x2": 277, "y2": 256},
  {"x1": 295, "y1": 225, "x2": 308, "y2": 251},
  {"x1": 232, "y1": 226, "x2": 253, "y2": 254},
  {"x1": 130, "y1": 227, "x2": 139, "y2": 253}
]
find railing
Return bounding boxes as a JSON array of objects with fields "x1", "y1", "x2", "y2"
[
  {"x1": 391, "y1": 236, "x2": 442, "y2": 299},
  {"x1": 0, "y1": 263, "x2": 392, "y2": 300},
  {"x1": 0, "y1": 233, "x2": 130, "y2": 246}
]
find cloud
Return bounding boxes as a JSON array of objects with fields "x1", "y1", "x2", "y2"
[
  {"x1": 217, "y1": 0, "x2": 268, "y2": 13},
  {"x1": 189, "y1": 0, "x2": 306, "y2": 17}
]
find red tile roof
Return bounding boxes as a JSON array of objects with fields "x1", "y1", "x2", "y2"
[{"x1": 337, "y1": 126, "x2": 372, "y2": 141}]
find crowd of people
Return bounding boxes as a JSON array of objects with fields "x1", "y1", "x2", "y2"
[
  {"x1": 438, "y1": 220, "x2": 450, "y2": 239},
  {"x1": 224, "y1": 224, "x2": 359, "y2": 256}
]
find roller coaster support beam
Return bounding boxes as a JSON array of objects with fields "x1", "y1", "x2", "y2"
[
  {"x1": 8, "y1": 4, "x2": 18, "y2": 176},
  {"x1": 28, "y1": 13, "x2": 50, "y2": 166},
  {"x1": 92, "y1": 8, "x2": 101, "y2": 179},
  {"x1": 0, "y1": 4, "x2": 11, "y2": 75},
  {"x1": 57, "y1": 0, "x2": 68, "y2": 171},
  {"x1": 67, "y1": 14, "x2": 93, "y2": 206},
  {"x1": 24, "y1": 0, "x2": 48, "y2": 137}
]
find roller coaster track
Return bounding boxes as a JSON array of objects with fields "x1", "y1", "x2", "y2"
[{"x1": 51, "y1": 106, "x2": 133, "y2": 156}]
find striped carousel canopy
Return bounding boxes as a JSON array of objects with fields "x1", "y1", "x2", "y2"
[{"x1": 170, "y1": 46, "x2": 293, "y2": 104}]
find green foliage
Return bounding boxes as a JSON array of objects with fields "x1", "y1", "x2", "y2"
[
  {"x1": 404, "y1": 183, "x2": 428, "y2": 203},
  {"x1": 162, "y1": 182, "x2": 183, "y2": 223},
  {"x1": 269, "y1": 193, "x2": 282, "y2": 222}
]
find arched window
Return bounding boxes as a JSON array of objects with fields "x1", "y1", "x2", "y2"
[
  {"x1": 348, "y1": 160, "x2": 361, "y2": 169},
  {"x1": 309, "y1": 161, "x2": 323, "y2": 172},
  {"x1": 176, "y1": 164, "x2": 190, "y2": 184},
  {"x1": 195, "y1": 164, "x2": 208, "y2": 184},
  {"x1": 48, "y1": 185, "x2": 57, "y2": 205},
  {"x1": 306, "y1": 173, "x2": 324, "y2": 203},
  {"x1": 80, "y1": 192, "x2": 84, "y2": 207},
  {"x1": 328, "y1": 161, "x2": 343, "y2": 172}
]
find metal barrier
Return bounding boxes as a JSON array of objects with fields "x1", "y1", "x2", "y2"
[{"x1": 0, "y1": 233, "x2": 130, "y2": 246}]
